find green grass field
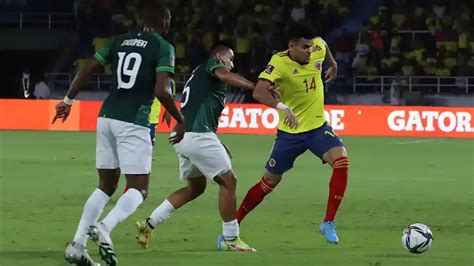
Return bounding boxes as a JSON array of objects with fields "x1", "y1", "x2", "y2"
[{"x1": 0, "y1": 131, "x2": 473, "y2": 266}]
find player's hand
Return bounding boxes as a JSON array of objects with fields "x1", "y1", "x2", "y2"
[
  {"x1": 268, "y1": 84, "x2": 281, "y2": 100},
  {"x1": 324, "y1": 65, "x2": 338, "y2": 83},
  {"x1": 52, "y1": 101, "x2": 72, "y2": 124},
  {"x1": 161, "y1": 110, "x2": 172, "y2": 128},
  {"x1": 169, "y1": 121, "x2": 185, "y2": 144},
  {"x1": 283, "y1": 107, "x2": 298, "y2": 129}
]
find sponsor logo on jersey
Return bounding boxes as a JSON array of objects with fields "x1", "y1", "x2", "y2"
[
  {"x1": 312, "y1": 45, "x2": 322, "y2": 52},
  {"x1": 264, "y1": 64, "x2": 275, "y2": 74}
]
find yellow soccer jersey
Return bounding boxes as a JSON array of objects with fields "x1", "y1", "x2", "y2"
[
  {"x1": 259, "y1": 37, "x2": 327, "y2": 133},
  {"x1": 149, "y1": 79, "x2": 176, "y2": 124}
]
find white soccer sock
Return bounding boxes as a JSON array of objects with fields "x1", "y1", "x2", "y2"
[
  {"x1": 73, "y1": 188, "x2": 110, "y2": 246},
  {"x1": 222, "y1": 219, "x2": 239, "y2": 240},
  {"x1": 148, "y1": 199, "x2": 176, "y2": 227},
  {"x1": 101, "y1": 188, "x2": 144, "y2": 234}
]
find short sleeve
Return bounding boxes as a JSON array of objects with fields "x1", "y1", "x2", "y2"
[
  {"x1": 94, "y1": 41, "x2": 112, "y2": 65},
  {"x1": 311, "y1": 37, "x2": 327, "y2": 58},
  {"x1": 156, "y1": 42, "x2": 175, "y2": 74},
  {"x1": 258, "y1": 55, "x2": 282, "y2": 83},
  {"x1": 205, "y1": 59, "x2": 226, "y2": 77}
]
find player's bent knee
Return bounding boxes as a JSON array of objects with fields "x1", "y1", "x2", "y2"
[
  {"x1": 188, "y1": 178, "x2": 207, "y2": 197},
  {"x1": 331, "y1": 156, "x2": 350, "y2": 169},
  {"x1": 323, "y1": 146, "x2": 348, "y2": 165},
  {"x1": 215, "y1": 170, "x2": 237, "y2": 190},
  {"x1": 98, "y1": 184, "x2": 117, "y2": 197},
  {"x1": 263, "y1": 170, "x2": 282, "y2": 187}
]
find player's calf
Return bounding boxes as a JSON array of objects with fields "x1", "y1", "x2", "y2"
[
  {"x1": 324, "y1": 156, "x2": 349, "y2": 222},
  {"x1": 320, "y1": 156, "x2": 349, "y2": 244},
  {"x1": 236, "y1": 171, "x2": 280, "y2": 223}
]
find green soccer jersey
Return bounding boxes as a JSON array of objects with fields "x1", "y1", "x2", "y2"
[
  {"x1": 181, "y1": 58, "x2": 227, "y2": 132},
  {"x1": 94, "y1": 30, "x2": 175, "y2": 127}
]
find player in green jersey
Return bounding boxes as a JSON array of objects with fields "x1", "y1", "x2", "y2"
[
  {"x1": 54, "y1": 1, "x2": 185, "y2": 265},
  {"x1": 135, "y1": 42, "x2": 262, "y2": 252}
]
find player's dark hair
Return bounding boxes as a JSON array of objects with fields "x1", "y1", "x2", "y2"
[
  {"x1": 141, "y1": 0, "x2": 169, "y2": 26},
  {"x1": 285, "y1": 22, "x2": 315, "y2": 43},
  {"x1": 209, "y1": 41, "x2": 234, "y2": 55}
]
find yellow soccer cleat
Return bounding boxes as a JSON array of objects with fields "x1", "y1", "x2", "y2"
[{"x1": 135, "y1": 218, "x2": 154, "y2": 249}]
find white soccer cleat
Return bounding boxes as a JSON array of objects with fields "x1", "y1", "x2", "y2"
[
  {"x1": 64, "y1": 242, "x2": 100, "y2": 266},
  {"x1": 87, "y1": 223, "x2": 117, "y2": 266},
  {"x1": 217, "y1": 235, "x2": 257, "y2": 252}
]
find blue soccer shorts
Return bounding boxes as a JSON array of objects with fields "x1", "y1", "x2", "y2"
[{"x1": 265, "y1": 123, "x2": 345, "y2": 175}]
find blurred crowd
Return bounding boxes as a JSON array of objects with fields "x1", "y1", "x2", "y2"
[
  {"x1": 74, "y1": 0, "x2": 352, "y2": 79},
  {"x1": 343, "y1": 0, "x2": 474, "y2": 80},
  {"x1": 67, "y1": 0, "x2": 474, "y2": 93}
]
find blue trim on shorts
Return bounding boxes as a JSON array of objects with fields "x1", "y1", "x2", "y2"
[
  {"x1": 265, "y1": 123, "x2": 344, "y2": 175},
  {"x1": 149, "y1": 123, "x2": 157, "y2": 146}
]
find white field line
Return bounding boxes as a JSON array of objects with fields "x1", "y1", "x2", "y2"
[
  {"x1": 392, "y1": 139, "x2": 438, "y2": 145},
  {"x1": 369, "y1": 176, "x2": 460, "y2": 182}
]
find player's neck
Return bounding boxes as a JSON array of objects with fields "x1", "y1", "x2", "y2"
[{"x1": 288, "y1": 51, "x2": 303, "y2": 65}]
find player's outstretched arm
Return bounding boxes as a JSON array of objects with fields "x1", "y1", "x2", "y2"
[
  {"x1": 253, "y1": 79, "x2": 279, "y2": 108},
  {"x1": 154, "y1": 72, "x2": 184, "y2": 123},
  {"x1": 253, "y1": 79, "x2": 298, "y2": 128},
  {"x1": 324, "y1": 43, "x2": 338, "y2": 83},
  {"x1": 66, "y1": 58, "x2": 101, "y2": 99},
  {"x1": 154, "y1": 72, "x2": 185, "y2": 144},
  {"x1": 213, "y1": 68, "x2": 255, "y2": 90},
  {"x1": 52, "y1": 58, "x2": 100, "y2": 124}
]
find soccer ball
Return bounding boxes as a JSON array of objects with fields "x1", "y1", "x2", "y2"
[{"x1": 401, "y1": 223, "x2": 434, "y2": 254}]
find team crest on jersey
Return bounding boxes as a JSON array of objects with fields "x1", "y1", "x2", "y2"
[
  {"x1": 315, "y1": 61, "x2": 322, "y2": 71},
  {"x1": 312, "y1": 45, "x2": 322, "y2": 52},
  {"x1": 268, "y1": 158, "x2": 277, "y2": 167},
  {"x1": 264, "y1": 64, "x2": 275, "y2": 74}
]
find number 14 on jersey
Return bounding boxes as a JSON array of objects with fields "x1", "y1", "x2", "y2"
[{"x1": 303, "y1": 77, "x2": 316, "y2": 93}]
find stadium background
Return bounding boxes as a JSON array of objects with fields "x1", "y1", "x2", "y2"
[{"x1": 0, "y1": 0, "x2": 473, "y2": 265}]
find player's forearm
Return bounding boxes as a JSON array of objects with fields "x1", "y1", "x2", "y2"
[
  {"x1": 325, "y1": 44, "x2": 338, "y2": 67},
  {"x1": 66, "y1": 71, "x2": 92, "y2": 99},
  {"x1": 222, "y1": 73, "x2": 255, "y2": 90},
  {"x1": 253, "y1": 86, "x2": 279, "y2": 108},
  {"x1": 65, "y1": 60, "x2": 98, "y2": 100},
  {"x1": 155, "y1": 91, "x2": 184, "y2": 123}
]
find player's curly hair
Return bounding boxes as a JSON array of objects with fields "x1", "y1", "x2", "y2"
[{"x1": 285, "y1": 22, "x2": 316, "y2": 43}]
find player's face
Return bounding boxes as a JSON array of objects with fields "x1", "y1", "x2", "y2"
[
  {"x1": 218, "y1": 49, "x2": 235, "y2": 70},
  {"x1": 161, "y1": 9, "x2": 172, "y2": 35},
  {"x1": 289, "y1": 38, "x2": 313, "y2": 65}
]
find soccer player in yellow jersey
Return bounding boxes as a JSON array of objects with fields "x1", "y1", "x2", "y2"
[
  {"x1": 149, "y1": 78, "x2": 176, "y2": 145},
  {"x1": 236, "y1": 22, "x2": 349, "y2": 244}
]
